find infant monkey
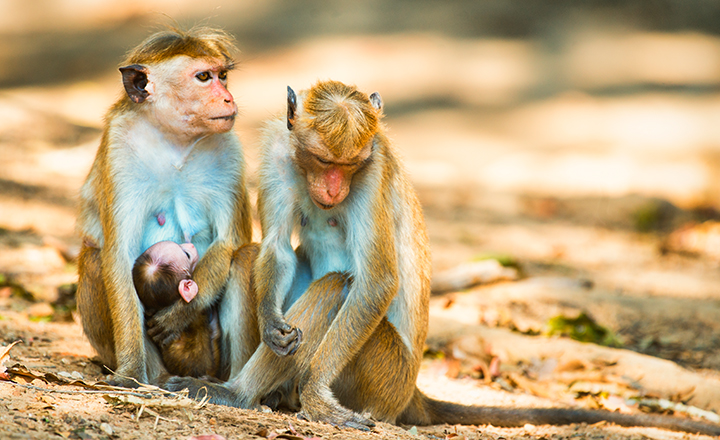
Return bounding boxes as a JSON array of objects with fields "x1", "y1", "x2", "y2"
[{"x1": 132, "y1": 241, "x2": 223, "y2": 379}]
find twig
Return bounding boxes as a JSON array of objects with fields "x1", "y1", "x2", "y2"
[{"x1": 4, "y1": 381, "x2": 156, "y2": 398}]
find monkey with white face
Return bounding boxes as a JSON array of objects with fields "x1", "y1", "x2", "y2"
[{"x1": 76, "y1": 28, "x2": 258, "y2": 387}]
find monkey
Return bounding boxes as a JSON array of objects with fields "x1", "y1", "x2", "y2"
[
  {"x1": 164, "y1": 80, "x2": 720, "y2": 436},
  {"x1": 132, "y1": 240, "x2": 222, "y2": 379},
  {"x1": 75, "y1": 27, "x2": 259, "y2": 388}
]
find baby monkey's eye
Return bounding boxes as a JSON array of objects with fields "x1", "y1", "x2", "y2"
[
  {"x1": 183, "y1": 250, "x2": 191, "y2": 258},
  {"x1": 218, "y1": 71, "x2": 228, "y2": 81},
  {"x1": 196, "y1": 71, "x2": 211, "y2": 82}
]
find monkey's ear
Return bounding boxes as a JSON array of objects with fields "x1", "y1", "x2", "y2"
[
  {"x1": 179, "y1": 279, "x2": 198, "y2": 303},
  {"x1": 369, "y1": 92, "x2": 383, "y2": 112},
  {"x1": 287, "y1": 86, "x2": 297, "y2": 130},
  {"x1": 119, "y1": 64, "x2": 150, "y2": 104}
]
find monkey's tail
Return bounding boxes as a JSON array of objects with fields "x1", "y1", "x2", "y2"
[{"x1": 397, "y1": 387, "x2": 720, "y2": 436}]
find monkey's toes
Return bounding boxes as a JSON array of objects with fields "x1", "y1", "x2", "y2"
[
  {"x1": 106, "y1": 374, "x2": 144, "y2": 389},
  {"x1": 299, "y1": 404, "x2": 375, "y2": 431},
  {"x1": 163, "y1": 376, "x2": 242, "y2": 407}
]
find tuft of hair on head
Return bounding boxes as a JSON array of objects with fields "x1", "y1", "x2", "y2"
[
  {"x1": 303, "y1": 80, "x2": 381, "y2": 157},
  {"x1": 124, "y1": 24, "x2": 238, "y2": 67},
  {"x1": 132, "y1": 251, "x2": 187, "y2": 311}
]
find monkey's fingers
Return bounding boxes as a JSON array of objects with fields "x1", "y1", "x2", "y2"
[
  {"x1": 264, "y1": 325, "x2": 303, "y2": 357},
  {"x1": 146, "y1": 321, "x2": 181, "y2": 347}
]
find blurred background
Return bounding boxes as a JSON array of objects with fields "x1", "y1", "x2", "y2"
[{"x1": 3, "y1": 0, "x2": 720, "y2": 381}]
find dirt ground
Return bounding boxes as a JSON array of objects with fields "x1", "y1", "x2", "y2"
[{"x1": 3, "y1": 1, "x2": 720, "y2": 439}]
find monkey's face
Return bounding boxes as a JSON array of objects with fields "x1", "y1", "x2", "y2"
[
  {"x1": 286, "y1": 81, "x2": 381, "y2": 209},
  {"x1": 123, "y1": 56, "x2": 238, "y2": 143},
  {"x1": 294, "y1": 137, "x2": 372, "y2": 210}
]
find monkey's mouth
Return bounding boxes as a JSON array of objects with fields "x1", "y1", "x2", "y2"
[
  {"x1": 211, "y1": 113, "x2": 236, "y2": 121},
  {"x1": 310, "y1": 197, "x2": 335, "y2": 210}
]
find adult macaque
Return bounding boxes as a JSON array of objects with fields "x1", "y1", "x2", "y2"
[
  {"x1": 76, "y1": 27, "x2": 258, "y2": 387},
  {"x1": 132, "y1": 241, "x2": 221, "y2": 379},
  {"x1": 168, "y1": 81, "x2": 720, "y2": 436}
]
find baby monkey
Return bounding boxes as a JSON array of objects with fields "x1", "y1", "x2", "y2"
[{"x1": 132, "y1": 241, "x2": 222, "y2": 380}]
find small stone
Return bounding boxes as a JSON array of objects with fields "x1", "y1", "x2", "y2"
[{"x1": 100, "y1": 423, "x2": 113, "y2": 435}]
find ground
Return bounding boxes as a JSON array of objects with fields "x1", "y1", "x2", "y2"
[{"x1": 3, "y1": 1, "x2": 720, "y2": 439}]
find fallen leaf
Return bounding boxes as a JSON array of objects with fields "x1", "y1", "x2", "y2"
[
  {"x1": 0, "y1": 341, "x2": 21, "y2": 374},
  {"x1": 600, "y1": 395, "x2": 634, "y2": 414},
  {"x1": 254, "y1": 428, "x2": 270, "y2": 437}
]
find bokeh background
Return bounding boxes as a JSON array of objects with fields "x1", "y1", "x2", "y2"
[
  {"x1": 4, "y1": 0, "x2": 720, "y2": 281},
  {"x1": 3, "y1": 0, "x2": 720, "y2": 399},
  {"x1": 4, "y1": 2, "x2": 720, "y2": 437}
]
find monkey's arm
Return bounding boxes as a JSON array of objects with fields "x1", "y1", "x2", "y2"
[
  {"x1": 99, "y1": 171, "x2": 149, "y2": 385},
  {"x1": 254, "y1": 179, "x2": 301, "y2": 356},
  {"x1": 147, "y1": 178, "x2": 251, "y2": 347}
]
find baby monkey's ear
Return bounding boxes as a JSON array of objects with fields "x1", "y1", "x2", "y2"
[{"x1": 178, "y1": 279, "x2": 199, "y2": 303}]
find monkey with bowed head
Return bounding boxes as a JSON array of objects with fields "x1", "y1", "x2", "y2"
[
  {"x1": 76, "y1": 27, "x2": 259, "y2": 387},
  {"x1": 167, "y1": 80, "x2": 720, "y2": 436}
]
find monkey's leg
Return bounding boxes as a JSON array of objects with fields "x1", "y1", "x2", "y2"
[
  {"x1": 332, "y1": 318, "x2": 418, "y2": 424},
  {"x1": 76, "y1": 244, "x2": 116, "y2": 370},
  {"x1": 166, "y1": 272, "x2": 350, "y2": 407},
  {"x1": 230, "y1": 272, "x2": 378, "y2": 430},
  {"x1": 77, "y1": 244, "x2": 167, "y2": 385},
  {"x1": 219, "y1": 244, "x2": 261, "y2": 380}
]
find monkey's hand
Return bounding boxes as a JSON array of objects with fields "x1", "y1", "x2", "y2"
[
  {"x1": 146, "y1": 301, "x2": 195, "y2": 347},
  {"x1": 262, "y1": 315, "x2": 303, "y2": 357}
]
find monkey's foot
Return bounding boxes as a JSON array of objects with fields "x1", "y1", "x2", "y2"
[
  {"x1": 105, "y1": 374, "x2": 146, "y2": 389},
  {"x1": 162, "y1": 376, "x2": 241, "y2": 407},
  {"x1": 298, "y1": 393, "x2": 375, "y2": 431}
]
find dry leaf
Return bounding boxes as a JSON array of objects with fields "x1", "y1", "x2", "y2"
[
  {"x1": 254, "y1": 428, "x2": 270, "y2": 437},
  {"x1": 0, "y1": 341, "x2": 21, "y2": 375},
  {"x1": 600, "y1": 395, "x2": 635, "y2": 414}
]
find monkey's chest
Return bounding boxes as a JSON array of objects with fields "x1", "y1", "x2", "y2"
[
  {"x1": 137, "y1": 174, "x2": 217, "y2": 257},
  {"x1": 300, "y1": 213, "x2": 351, "y2": 278}
]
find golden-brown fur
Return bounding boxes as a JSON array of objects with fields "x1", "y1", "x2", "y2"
[
  {"x1": 75, "y1": 27, "x2": 256, "y2": 387},
  {"x1": 163, "y1": 80, "x2": 720, "y2": 436}
]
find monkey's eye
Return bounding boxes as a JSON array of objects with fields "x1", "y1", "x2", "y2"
[
  {"x1": 183, "y1": 250, "x2": 191, "y2": 259},
  {"x1": 195, "y1": 71, "x2": 211, "y2": 82},
  {"x1": 316, "y1": 156, "x2": 331, "y2": 165},
  {"x1": 218, "y1": 71, "x2": 228, "y2": 81}
]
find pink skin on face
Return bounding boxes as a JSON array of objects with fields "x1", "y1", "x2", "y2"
[{"x1": 144, "y1": 241, "x2": 199, "y2": 302}]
